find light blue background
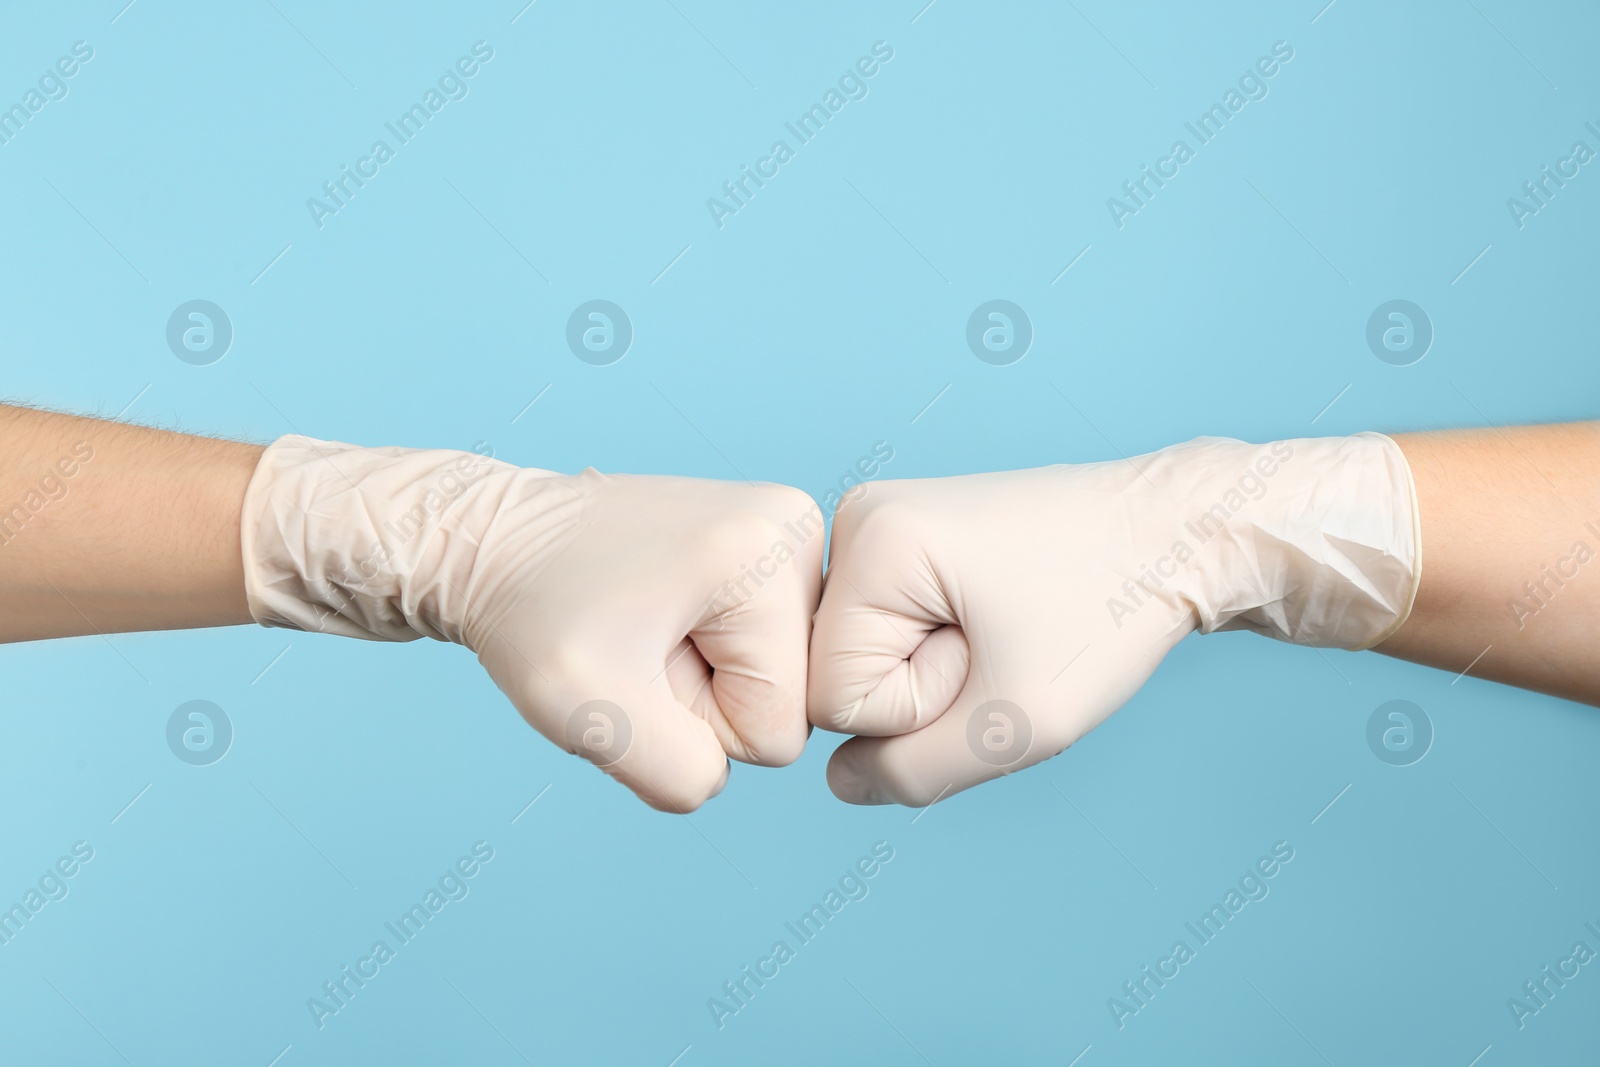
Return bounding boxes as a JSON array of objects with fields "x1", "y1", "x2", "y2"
[{"x1": 2, "y1": 1, "x2": 1598, "y2": 1063}]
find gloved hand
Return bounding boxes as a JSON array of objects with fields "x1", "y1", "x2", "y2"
[
  {"x1": 807, "y1": 434, "x2": 1421, "y2": 806},
  {"x1": 240, "y1": 436, "x2": 822, "y2": 812}
]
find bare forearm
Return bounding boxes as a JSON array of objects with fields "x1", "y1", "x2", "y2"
[
  {"x1": 0, "y1": 404, "x2": 261, "y2": 641},
  {"x1": 1378, "y1": 422, "x2": 1600, "y2": 705}
]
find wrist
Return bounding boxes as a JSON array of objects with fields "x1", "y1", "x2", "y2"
[
  {"x1": 1170, "y1": 433, "x2": 1421, "y2": 649},
  {"x1": 239, "y1": 435, "x2": 541, "y2": 644}
]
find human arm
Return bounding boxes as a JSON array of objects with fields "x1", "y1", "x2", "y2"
[
  {"x1": 0, "y1": 403, "x2": 259, "y2": 640},
  {"x1": 1377, "y1": 423, "x2": 1600, "y2": 705},
  {"x1": 0, "y1": 403, "x2": 822, "y2": 811},
  {"x1": 807, "y1": 422, "x2": 1600, "y2": 807}
]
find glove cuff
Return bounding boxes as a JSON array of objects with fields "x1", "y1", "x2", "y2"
[
  {"x1": 239, "y1": 435, "x2": 525, "y2": 643},
  {"x1": 1181, "y1": 432, "x2": 1422, "y2": 650}
]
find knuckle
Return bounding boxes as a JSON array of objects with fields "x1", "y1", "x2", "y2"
[
  {"x1": 702, "y1": 508, "x2": 787, "y2": 557},
  {"x1": 874, "y1": 745, "x2": 956, "y2": 808},
  {"x1": 875, "y1": 759, "x2": 923, "y2": 807},
  {"x1": 751, "y1": 721, "x2": 808, "y2": 767},
  {"x1": 653, "y1": 763, "x2": 724, "y2": 813},
  {"x1": 833, "y1": 496, "x2": 919, "y2": 557},
  {"x1": 638, "y1": 723, "x2": 727, "y2": 813},
  {"x1": 762, "y1": 483, "x2": 820, "y2": 523},
  {"x1": 807, "y1": 691, "x2": 860, "y2": 734}
]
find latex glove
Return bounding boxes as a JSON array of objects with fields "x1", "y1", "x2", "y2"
[
  {"x1": 240, "y1": 435, "x2": 822, "y2": 812},
  {"x1": 807, "y1": 434, "x2": 1421, "y2": 807}
]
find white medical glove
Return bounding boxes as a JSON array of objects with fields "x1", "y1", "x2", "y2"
[
  {"x1": 808, "y1": 434, "x2": 1421, "y2": 806},
  {"x1": 240, "y1": 435, "x2": 822, "y2": 812}
]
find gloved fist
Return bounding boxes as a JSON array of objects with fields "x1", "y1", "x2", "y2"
[
  {"x1": 808, "y1": 435, "x2": 1420, "y2": 807},
  {"x1": 241, "y1": 436, "x2": 822, "y2": 812}
]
